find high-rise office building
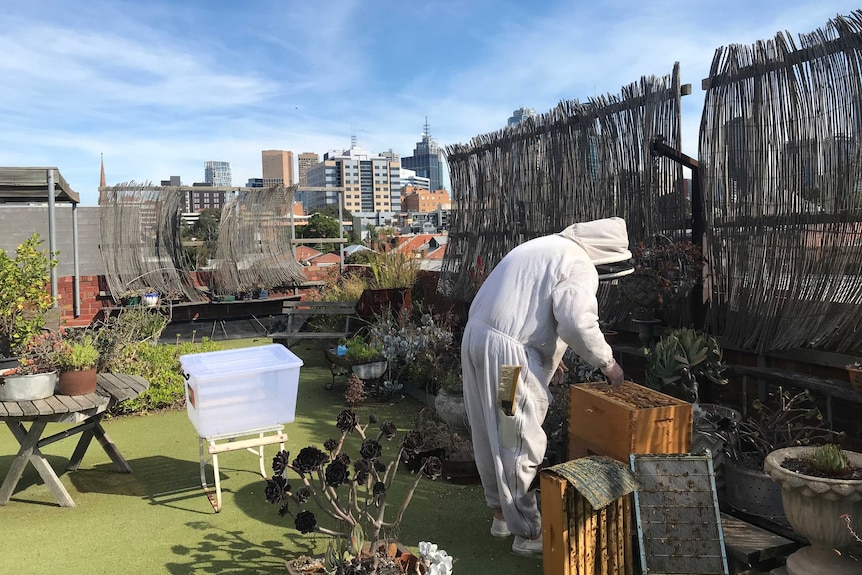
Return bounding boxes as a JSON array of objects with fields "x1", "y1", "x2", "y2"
[
  {"x1": 402, "y1": 119, "x2": 446, "y2": 192},
  {"x1": 262, "y1": 150, "x2": 295, "y2": 187},
  {"x1": 297, "y1": 152, "x2": 319, "y2": 187},
  {"x1": 204, "y1": 161, "x2": 232, "y2": 187},
  {"x1": 508, "y1": 106, "x2": 537, "y2": 127},
  {"x1": 305, "y1": 142, "x2": 401, "y2": 214}
]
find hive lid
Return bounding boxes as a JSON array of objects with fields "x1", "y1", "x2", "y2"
[
  {"x1": 545, "y1": 455, "x2": 639, "y2": 510},
  {"x1": 180, "y1": 344, "x2": 303, "y2": 379}
]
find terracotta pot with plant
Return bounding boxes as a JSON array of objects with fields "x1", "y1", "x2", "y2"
[
  {"x1": 56, "y1": 335, "x2": 100, "y2": 396},
  {"x1": 765, "y1": 443, "x2": 862, "y2": 575},
  {"x1": 846, "y1": 361, "x2": 862, "y2": 392}
]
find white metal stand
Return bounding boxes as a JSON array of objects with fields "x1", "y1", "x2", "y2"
[{"x1": 198, "y1": 425, "x2": 287, "y2": 512}]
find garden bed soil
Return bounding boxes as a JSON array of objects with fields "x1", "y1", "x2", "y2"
[{"x1": 781, "y1": 457, "x2": 862, "y2": 480}]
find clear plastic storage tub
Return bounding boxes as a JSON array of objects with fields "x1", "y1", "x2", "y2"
[{"x1": 179, "y1": 344, "x2": 303, "y2": 437}]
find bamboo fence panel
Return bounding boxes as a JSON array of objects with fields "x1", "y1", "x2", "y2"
[
  {"x1": 99, "y1": 182, "x2": 205, "y2": 303},
  {"x1": 439, "y1": 64, "x2": 685, "y2": 317},
  {"x1": 701, "y1": 10, "x2": 862, "y2": 354},
  {"x1": 210, "y1": 185, "x2": 307, "y2": 295}
]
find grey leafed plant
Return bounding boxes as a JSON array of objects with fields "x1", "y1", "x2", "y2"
[
  {"x1": 264, "y1": 409, "x2": 442, "y2": 573},
  {"x1": 367, "y1": 309, "x2": 455, "y2": 394},
  {"x1": 644, "y1": 327, "x2": 727, "y2": 403}
]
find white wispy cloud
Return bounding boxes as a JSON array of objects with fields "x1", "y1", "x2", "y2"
[{"x1": 1, "y1": 0, "x2": 859, "y2": 204}]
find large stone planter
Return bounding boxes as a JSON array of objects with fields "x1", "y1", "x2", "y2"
[
  {"x1": 0, "y1": 371, "x2": 57, "y2": 401},
  {"x1": 350, "y1": 359, "x2": 387, "y2": 381},
  {"x1": 434, "y1": 388, "x2": 469, "y2": 435},
  {"x1": 765, "y1": 446, "x2": 862, "y2": 575}
]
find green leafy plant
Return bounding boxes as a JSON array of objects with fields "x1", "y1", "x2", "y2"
[
  {"x1": 107, "y1": 338, "x2": 222, "y2": 414},
  {"x1": 367, "y1": 251, "x2": 419, "y2": 290},
  {"x1": 55, "y1": 336, "x2": 100, "y2": 372},
  {"x1": 344, "y1": 334, "x2": 384, "y2": 363},
  {"x1": 644, "y1": 327, "x2": 727, "y2": 403},
  {"x1": 0, "y1": 234, "x2": 57, "y2": 357}
]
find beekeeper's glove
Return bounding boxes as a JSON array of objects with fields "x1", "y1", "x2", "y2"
[{"x1": 600, "y1": 358, "x2": 624, "y2": 386}]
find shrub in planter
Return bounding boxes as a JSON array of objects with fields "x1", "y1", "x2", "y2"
[
  {"x1": 644, "y1": 327, "x2": 728, "y2": 404},
  {"x1": 0, "y1": 234, "x2": 57, "y2": 358},
  {"x1": 55, "y1": 335, "x2": 100, "y2": 395}
]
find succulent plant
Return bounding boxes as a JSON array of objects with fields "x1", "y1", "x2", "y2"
[{"x1": 810, "y1": 443, "x2": 850, "y2": 476}]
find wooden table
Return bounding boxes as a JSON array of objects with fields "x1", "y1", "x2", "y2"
[{"x1": 0, "y1": 373, "x2": 150, "y2": 508}]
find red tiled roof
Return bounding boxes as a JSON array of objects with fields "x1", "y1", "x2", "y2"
[{"x1": 295, "y1": 245, "x2": 322, "y2": 262}]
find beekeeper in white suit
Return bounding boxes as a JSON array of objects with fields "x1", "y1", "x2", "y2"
[{"x1": 461, "y1": 216, "x2": 633, "y2": 556}]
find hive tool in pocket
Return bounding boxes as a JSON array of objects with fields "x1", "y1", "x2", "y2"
[{"x1": 497, "y1": 365, "x2": 522, "y2": 449}]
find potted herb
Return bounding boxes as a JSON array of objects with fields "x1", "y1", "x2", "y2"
[
  {"x1": 434, "y1": 361, "x2": 469, "y2": 436},
  {"x1": 765, "y1": 443, "x2": 862, "y2": 573},
  {"x1": 0, "y1": 330, "x2": 63, "y2": 401},
  {"x1": 55, "y1": 335, "x2": 100, "y2": 395},
  {"x1": 264, "y1": 408, "x2": 449, "y2": 574},
  {"x1": 342, "y1": 335, "x2": 387, "y2": 381}
]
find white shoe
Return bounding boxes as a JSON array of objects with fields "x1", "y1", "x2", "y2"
[
  {"x1": 512, "y1": 535, "x2": 543, "y2": 556},
  {"x1": 490, "y1": 517, "x2": 512, "y2": 538}
]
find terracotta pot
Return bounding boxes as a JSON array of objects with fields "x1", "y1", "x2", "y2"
[
  {"x1": 847, "y1": 365, "x2": 862, "y2": 392},
  {"x1": 58, "y1": 368, "x2": 98, "y2": 395},
  {"x1": 356, "y1": 287, "x2": 412, "y2": 321}
]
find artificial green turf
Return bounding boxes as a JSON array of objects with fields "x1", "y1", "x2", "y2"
[{"x1": 0, "y1": 341, "x2": 542, "y2": 574}]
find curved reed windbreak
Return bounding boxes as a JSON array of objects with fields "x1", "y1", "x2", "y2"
[
  {"x1": 701, "y1": 11, "x2": 862, "y2": 354},
  {"x1": 211, "y1": 185, "x2": 307, "y2": 295},
  {"x1": 100, "y1": 182, "x2": 206, "y2": 303},
  {"x1": 439, "y1": 64, "x2": 685, "y2": 310}
]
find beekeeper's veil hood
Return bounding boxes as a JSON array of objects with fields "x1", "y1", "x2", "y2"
[{"x1": 559, "y1": 217, "x2": 634, "y2": 280}]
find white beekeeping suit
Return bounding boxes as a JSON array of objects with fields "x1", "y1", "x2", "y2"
[{"x1": 461, "y1": 217, "x2": 631, "y2": 555}]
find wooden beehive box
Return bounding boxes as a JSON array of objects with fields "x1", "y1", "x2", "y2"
[
  {"x1": 541, "y1": 471, "x2": 634, "y2": 575},
  {"x1": 568, "y1": 381, "x2": 692, "y2": 462}
]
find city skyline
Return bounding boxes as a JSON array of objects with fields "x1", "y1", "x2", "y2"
[{"x1": 1, "y1": 0, "x2": 855, "y2": 205}]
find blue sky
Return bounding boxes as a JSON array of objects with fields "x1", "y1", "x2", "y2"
[{"x1": 1, "y1": 0, "x2": 859, "y2": 205}]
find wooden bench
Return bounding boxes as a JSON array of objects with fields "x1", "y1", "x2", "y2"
[
  {"x1": 720, "y1": 512, "x2": 798, "y2": 573},
  {"x1": 268, "y1": 300, "x2": 359, "y2": 348}
]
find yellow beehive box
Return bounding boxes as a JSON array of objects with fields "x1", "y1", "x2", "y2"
[{"x1": 568, "y1": 381, "x2": 692, "y2": 462}]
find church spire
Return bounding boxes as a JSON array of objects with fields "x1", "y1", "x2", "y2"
[{"x1": 99, "y1": 153, "x2": 106, "y2": 188}]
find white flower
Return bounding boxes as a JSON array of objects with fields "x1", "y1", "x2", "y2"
[
  {"x1": 428, "y1": 555, "x2": 453, "y2": 575},
  {"x1": 418, "y1": 541, "x2": 438, "y2": 557}
]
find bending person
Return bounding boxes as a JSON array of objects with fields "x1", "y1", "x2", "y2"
[{"x1": 461, "y1": 216, "x2": 632, "y2": 556}]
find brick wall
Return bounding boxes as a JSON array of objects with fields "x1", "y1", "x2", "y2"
[{"x1": 57, "y1": 275, "x2": 112, "y2": 327}]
